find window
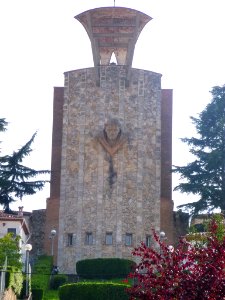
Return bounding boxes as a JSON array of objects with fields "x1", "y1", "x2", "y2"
[
  {"x1": 7, "y1": 228, "x2": 16, "y2": 237},
  {"x1": 194, "y1": 223, "x2": 205, "y2": 233},
  {"x1": 146, "y1": 235, "x2": 151, "y2": 247},
  {"x1": 85, "y1": 232, "x2": 93, "y2": 245},
  {"x1": 125, "y1": 233, "x2": 133, "y2": 246},
  {"x1": 105, "y1": 232, "x2": 113, "y2": 245},
  {"x1": 67, "y1": 234, "x2": 74, "y2": 246}
]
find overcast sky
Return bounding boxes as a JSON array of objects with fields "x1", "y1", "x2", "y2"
[{"x1": 1, "y1": 0, "x2": 225, "y2": 212}]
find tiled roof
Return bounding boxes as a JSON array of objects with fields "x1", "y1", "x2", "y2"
[{"x1": 0, "y1": 211, "x2": 30, "y2": 235}]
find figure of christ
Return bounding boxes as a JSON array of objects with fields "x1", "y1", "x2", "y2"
[
  {"x1": 98, "y1": 120, "x2": 126, "y2": 157},
  {"x1": 97, "y1": 119, "x2": 127, "y2": 190}
]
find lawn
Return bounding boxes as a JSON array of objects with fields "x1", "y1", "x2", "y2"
[{"x1": 43, "y1": 290, "x2": 59, "y2": 300}]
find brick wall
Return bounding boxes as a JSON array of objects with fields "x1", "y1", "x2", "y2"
[
  {"x1": 160, "y1": 89, "x2": 174, "y2": 244},
  {"x1": 29, "y1": 209, "x2": 46, "y2": 257},
  {"x1": 44, "y1": 87, "x2": 64, "y2": 263}
]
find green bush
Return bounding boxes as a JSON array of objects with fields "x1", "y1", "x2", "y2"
[
  {"x1": 4, "y1": 266, "x2": 23, "y2": 295},
  {"x1": 58, "y1": 282, "x2": 129, "y2": 300},
  {"x1": 32, "y1": 255, "x2": 53, "y2": 292},
  {"x1": 43, "y1": 289, "x2": 58, "y2": 300},
  {"x1": 32, "y1": 288, "x2": 44, "y2": 300},
  {"x1": 76, "y1": 258, "x2": 136, "y2": 279},
  {"x1": 50, "y1": 274, "x2": 68, "y2": 290}
]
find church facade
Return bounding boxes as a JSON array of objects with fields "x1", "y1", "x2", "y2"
[{"x1": 44, "y1": 6, "x2": 173, "y2": 274}]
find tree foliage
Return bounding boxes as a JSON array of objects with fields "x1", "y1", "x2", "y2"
[
  {"x1": 0, "y1": 118, "x2": 8, "y2": 133},
  {"x1": 127, "y1": 216, "x2": 225, "y2": 299},
  {"x1": 0, "y1": 118, "x2": 50, "y2": 212},
  {"x1": 173, "y1": 85, "x2": 225, "y2": 215},
  {"x1": 0, "y1": 233, "x2": 22, "y2": 269}
]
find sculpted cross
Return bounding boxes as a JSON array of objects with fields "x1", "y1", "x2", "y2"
[
  {"x1": 97, "y1": 120, "x2": 126, "y2": 157},
  {"x1": 97, "y1": 119, "x2": 127, "y2": 191}
]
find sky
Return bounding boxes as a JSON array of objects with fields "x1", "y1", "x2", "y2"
[{"x1": 1, "y1": 0, "x2": 225, "y2": 212}]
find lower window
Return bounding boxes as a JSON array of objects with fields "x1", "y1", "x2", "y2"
[
  {"x1": 105, "y1": 232, "x2": 113, "y2": 245},
  {"x1": 125, "y1": 233, "x2": 133, "y2": 246},
  {"x1": 146, "y1": 235, "x2": 151, "y2": 247},
  {"x1": 85, "y1": 232, "x2": 93, "y2": 245},
  {"x1": 67, "y1": 233, "x2": 74, "y2": 246}
]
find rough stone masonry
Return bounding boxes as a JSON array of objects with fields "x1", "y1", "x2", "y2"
[
  {"x1": 44, "y1": 7, "x2": 173, "y2": 274},
  {"x1": 57, "y1": 66, "x2": 162, "y2": 273}
]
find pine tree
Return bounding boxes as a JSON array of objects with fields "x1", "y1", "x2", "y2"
[
  {"x1": 0, "y1": 118, "x2": 8, "y2": 132},
  {"x1": 0, "y1": 119, "x2": 49, "y2": 213},
  {"x1": 173, "y1": 85, "x2": 225, "y2": 215}
]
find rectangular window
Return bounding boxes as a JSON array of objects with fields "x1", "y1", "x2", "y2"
[
  {"x1": 67, "y1": 234, "x2": 74, "y2": 246},
  {"x1": 105, "y1": 232, "x2": 113, "y2": 245},
  {"x1": 7, "y1": 228, "x2": 16, "y2": 237},
  {"x1": 85, "y1": 232, "x2": 93, "y2": 245},
  {"x1": 125, "y1": 233, "x2": 133, "y2": 246},
  {"x1": 146, "y1": 235, "x2": 151, "y2": 247}
]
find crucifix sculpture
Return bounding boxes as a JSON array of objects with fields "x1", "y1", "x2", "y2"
[{"x1": 97, "y1": 119, "x2": 127, "y2": 189}]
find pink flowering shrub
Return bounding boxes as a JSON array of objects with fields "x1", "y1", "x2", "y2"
[{"x1": 127, "y1": 216, "x2": 225, "y2": 299}]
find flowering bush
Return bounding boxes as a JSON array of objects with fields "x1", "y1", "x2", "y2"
[{"x1": 127, "y1": 216, "x2": 225, "y2": 299}]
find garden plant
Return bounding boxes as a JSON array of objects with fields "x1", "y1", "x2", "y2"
[{"x1": 127, "y1": 214, "x2": 225, "y2": 299}]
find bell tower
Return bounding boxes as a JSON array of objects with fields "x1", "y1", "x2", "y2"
[
  {"x1": 75, "y1": 7, "x2": 151, "y2": 86},
  {"x1": 44, "y1": 6, "x2": 173, "y2": 274}
]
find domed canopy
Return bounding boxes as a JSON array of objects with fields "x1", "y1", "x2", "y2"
[{"x1": 75, "y1": 7, "x2": 152, "y2": 85}]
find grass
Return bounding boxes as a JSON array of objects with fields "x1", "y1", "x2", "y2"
[
  {"x1": 43, "y1": 289, "x2": 59, "y2": 300},
  {"x1": 79, "y1": 277, "x2": 131, "y2": 285}
]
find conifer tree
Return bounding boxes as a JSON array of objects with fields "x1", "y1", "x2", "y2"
[
  {"x1": 173, "y1": 85, "x2": 225, "y2": 215},
  {"x1": 0, "y1": 119, "x2": 49, "y2": 213},
  {"x1": 0, "y1": 118, "x2": 7, "y2": 132}
]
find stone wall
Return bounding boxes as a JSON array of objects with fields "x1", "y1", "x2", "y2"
[
  {"x1": 29, "y1": 209, "x2": 46, "y2": 257},
  {"x1": 173, "y1": 210, "x2": 190, "y2": 244},
  {"x1": 2, "y1": 288, "x2": 16, "y2": 300},
  {"x1": 57, "y1": 66, "x2": 162, "y2": 273}
]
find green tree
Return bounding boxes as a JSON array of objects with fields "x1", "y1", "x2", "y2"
[
  {"x1": 0, "y1": 118, "x2": 8, "y2": 132},
  {"x1": 0, "y1": 233, "x2": 22, "y2": 269},
  {"x1": 173, "y1": 85, "x2": 225, "y2": 215},
  {"x1": 0, "y1": 119, "x2": 49, "y2": 213}
]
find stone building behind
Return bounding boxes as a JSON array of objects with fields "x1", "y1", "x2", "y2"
[{"x1": 44, "y1": 6, "x2": 174, "y2": 274}]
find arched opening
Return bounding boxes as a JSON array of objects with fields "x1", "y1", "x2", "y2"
[{"x1": 109, "y1": 52, "x2": 117, "y2": 65}]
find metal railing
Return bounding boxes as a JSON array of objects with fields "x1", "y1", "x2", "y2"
[{"x1": 0, "y1": 257, "x2": 7, "y2": 300}]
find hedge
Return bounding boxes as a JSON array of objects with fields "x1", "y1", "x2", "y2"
[
  {"x1": 50, "y1": 274, "x2": 68, "y2": 290},
  {"x1": 76, "y1": 258, "x2": 136, "y2": 279},
  {"x1": 31, "y1": 255, "x2": 53, "y2": 292},
  {"x1": 32, "y1": 288, "x2": 44, "y2": 300},
  {"x1": 58, "y1": 282, "x2": 130, "y2": 300}
]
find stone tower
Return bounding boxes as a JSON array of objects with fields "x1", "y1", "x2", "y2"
[{"x1": 44, "y1": 6, "x2": 173, "y2": 274}]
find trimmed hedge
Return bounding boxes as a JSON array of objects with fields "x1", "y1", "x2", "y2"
[
  {"x1": 32, "y1": 288, "x2": 44, "y2": 300},
  {"x1": 58, "y1": 282, "x2": 129, "y2": 300},
  {"x1": 76, "y1": 258, "x2": 135, "y2": 279},
  {"x1": 50, "y1": 274, "x2": 68, "y2": 290},
  {"x1": 31, "y1": 255, "x2": 53, "y2": 292}
]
